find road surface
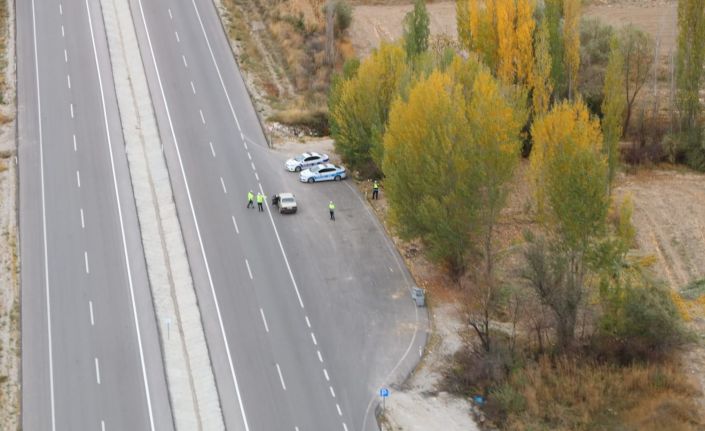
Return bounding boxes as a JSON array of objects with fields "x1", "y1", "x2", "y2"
[
  {"x1": 18, "y1": 0, "x2": 174, "y2": 429},
  {"x1": 130, "y1": 0, "x2": 427, "y2": 429}
]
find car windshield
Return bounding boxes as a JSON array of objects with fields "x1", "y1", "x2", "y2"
[
  {"x1": 294, "y1": 155, "x2": 305, "y2": 162},
  {"x1": 281, "y1": 198, "x2": 295, "y2": 204}
]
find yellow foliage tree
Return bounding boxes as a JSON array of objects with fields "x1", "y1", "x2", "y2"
[
  {"x1": 530, "y1": 20, "x2": 553, "y2": 115},
  {"x1": 530, "y1": 99, "x2": 603, "y2": 214},
  {"x1": 330, "y1": 42, "x2": 406, "y2": 174},
  {"x1": 495, "y1": 0, "x2": 517, "y2": 83},
  {"x1": 514, "y1": 0, "x2": 536, "y2": 85},
  {"x1": 563, "y1": 0, "x2": 581, "y2": 100}
]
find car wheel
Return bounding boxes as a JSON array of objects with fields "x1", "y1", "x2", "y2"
[
  {"x1": 334, "y1": 175, "x2": 341, "y2": 182},
  {"x1": 307, "y1": 178, "x2": 314, "y2": 183},
  {"x1": 295, "y1": 166, "x2": 302, "y2": 172}
]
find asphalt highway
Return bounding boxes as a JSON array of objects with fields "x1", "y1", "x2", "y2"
[
  {"x1": 131, "y1": 0, "x2": 427, "y2": 430},
  {"x1": 18, "y1": 0, "x2": 174, "y2": 429}
]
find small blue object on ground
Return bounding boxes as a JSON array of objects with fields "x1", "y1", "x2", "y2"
[
  {"x1": 473, "y1": 395, "x2": 485, "y2": 405},
  {"x1": 380, "y1": 388, "x2": 390, "y2": 398}
]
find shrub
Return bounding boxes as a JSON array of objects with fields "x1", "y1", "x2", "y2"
[
  {"x1": 334, "y1": 1, "x2": 352, "y2": 34},
  {"x1": 596, "y1": 282, "x2": 689, "y2": 363}
]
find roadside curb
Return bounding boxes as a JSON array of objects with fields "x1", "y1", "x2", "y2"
[{"x1": 99, "y1": 0, "x2": 224, "y2": 428}]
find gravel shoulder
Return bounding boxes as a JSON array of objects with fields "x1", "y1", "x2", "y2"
[{"x1": 0, "y1": 0, "x2": 19, "y2": 427}]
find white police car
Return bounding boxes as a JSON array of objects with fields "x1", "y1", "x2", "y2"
[
  {"x1": 299, "y1": 163, "x2": 347, "y2": 183},
  {"x1": 285, "y1": 152, "x2": 329, "y2": 172}
]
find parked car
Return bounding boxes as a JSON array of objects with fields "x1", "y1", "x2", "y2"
[
  {"x1": 272, "y1": 192, "x2": 297, "y2": 214},
  {"x1": 299, "y1": 163, "x2": 347, "y2": 183},
  {"x1": 285, "y1": 152, "x2": 329, "y2": 172}
]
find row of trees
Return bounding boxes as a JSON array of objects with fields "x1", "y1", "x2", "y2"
[{"x1": 329, "y1": 0, "x2": 691, "y2": 355}]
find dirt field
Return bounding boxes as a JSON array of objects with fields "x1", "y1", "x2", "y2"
[
  {"x1": 615, "y1": 170, "x2": 705, "y2": 291},
  {"x1": 349, "y1": 0, "x2": 677, "y2": 59}
]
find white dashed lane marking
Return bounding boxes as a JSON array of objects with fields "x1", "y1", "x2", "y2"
[
  {"x1": 305, "y1": 316, "x2": 311, "y2": 328},
  {"x1": 64, "y1": 49, "x2": 67, "y2": 63},
  {"x1": 76, "y1": 170, "x2": 81, "y2": 188},
  {"x1": 67, "y1": 75, "x2": 71, "y2": 89},
  {"x1": 80, "y1": 208, "x2": 85, "y2": 229},
  {"x1": 190, "y1": 81, "x2": 196, "y2": 94},
  {"x1": 276, "y1": 363, "x2": 286, "y2": 390},
  {"x1": 59, "y1": 3, "x2": 62, "y2": 15},
  {"x1": 209, "y1": 141, "x2": 215, "y2": 157},
  {"x1": 89, "y1": 301, "x2": 94, "y2": 326},
  {"x1": 259, "y1": 308, "x2": 269, "y2": 333},
  {"x1": 70, "y1": 103, "x2": 74, "y2": 118},
  {"x1": 84, "y1": 251, "x2": 89, "y2": 274},
  {"x1": 61, "y1": 25, "x2": 64, "y2": 37},
  {"x1": 329, "y1": 386, "x2": 336, "y2": 398},
  {"x1": 254, "y1": 172, "x2": 259, "y2": 181},
  {"x1": 73, "y1": 134, "x2": 77, "y2": 151},
  {"x1": 199, "y1": 109, "x2": 205, "y2": 124},
  {"x1": 174, "y1": 31, "x2": 180, "y2": 43},
  {"x1": 245, "y1": 259, "x2": 253, "y2": 280},
  {"x1": 336, "y1": 404, "x2": 342, "y2": 416},
  {"x1": 182, "y1": 55, "x2": 188, "y2": 68},
  {"x1": 231, "y1": 215, "x2": 239, "y2": 234},
  {"x1": 94, "y1": 358, "x2": 101, "y2": 384},
  {"x1": 168, "y1": 8, "x2": 172, "y2": 19},
  {"x1": 220, "y1": 176, "x2": 227, "y2": 194},
  {"x1": 311, "y1": 333, "x2": 317, "y2": 346},
  {"x1": 323, "y1": 368, "x2": 329, "y2": 381}
]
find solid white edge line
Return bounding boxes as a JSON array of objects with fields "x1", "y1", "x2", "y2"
[
  {"x1": 259, "y1": 308, "x2": 269, "y2": 333},
  {"x1": 84, "y1": 2, "x2": 155, "y2": 428},
  {"x1": 189, "y1": 0, "x2": 308, "y2": 309},
  {"x1": 245, "y1": 259, "x2": 252, "y2": 280},
  {"x1": 275, "y1": 363, "x2": 286, "y2": 391},
  {"x1": 89, "y1": 300, "x2": 94, "y2": 326},
  {"x1": 348, "y1": 177, "x2": 424, "y2": 431},
  {"x1": 31, "y1": 0, "x2": 57, "y2": 424},
  {"x1": 134, "y1": 0, "x2": 251, "y2": 428},
  {"x1": 94, "y1": 357, "x2": 101, "y2": 384}
]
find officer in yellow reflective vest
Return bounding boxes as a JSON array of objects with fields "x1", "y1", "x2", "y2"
[{"x1": 329, "y1": 201, "x2": 335, "y2": 221}]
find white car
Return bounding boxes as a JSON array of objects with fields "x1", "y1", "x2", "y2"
[
  {"x1": 299, "y1": 163, "x2": 347, "y2": 183},
  {"x1": 285, "y1": 152, "x2": 329, "y2": 172}
]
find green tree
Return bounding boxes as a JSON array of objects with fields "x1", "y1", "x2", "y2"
[
  {"x1": 676, "y1": 0, "x2": 705, "y2": 169},
  {"x1": 403, "y1": 0, "x2": 431, "y2": 60},
  {"x1": 602, "y1": 36, "x2": 626, "y2": 189},
  {"x1": 544, "y1": 0, "x2": 566, "y2": 98},
  {"x1": 383, "y1": 71, "x2": 475, "y2": 276},
  {"x1": 528, "y1": 100, "x2": 609, "y2": 351},
  {"x1": 563, "y1": 0, "x2": 581, "y2": 100},
  {"x1": 329, "y1": 43, "x2": 406, "y2": 175}
]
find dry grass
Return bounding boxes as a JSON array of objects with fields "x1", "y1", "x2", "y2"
[{"x1": 499, "y1": 356, "x2": 702, "y2": 431}]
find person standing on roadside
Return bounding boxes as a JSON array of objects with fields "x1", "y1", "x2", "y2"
[
  {"x1": 329, "y1": 201, "x2": 335, "y2": 221},
  {"x1": 247, "y1": 190, "x2": 254, "y2": 208},
  {"x1": 372, "y1": 180, "x2": 380, "y2": 200},
  {"x1": 257, "y1": 192, "x2": 265, "y2": 212}
]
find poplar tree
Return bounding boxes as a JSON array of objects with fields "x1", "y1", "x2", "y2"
[{"x1": 602, "y1": 36, "x2": 626, "y2": 189}]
